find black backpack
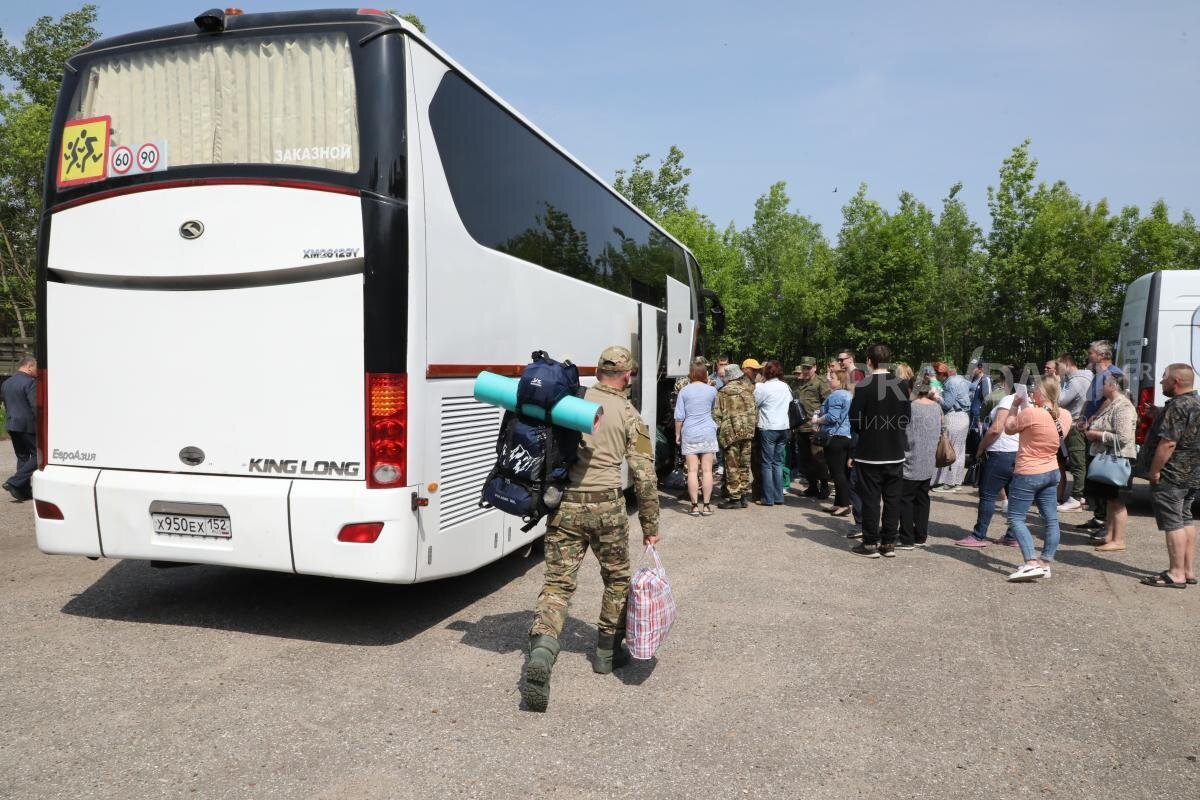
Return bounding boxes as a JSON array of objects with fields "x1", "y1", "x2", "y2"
[{"x1": 479, "y1": 351, "x2": 583, "y2": 531}]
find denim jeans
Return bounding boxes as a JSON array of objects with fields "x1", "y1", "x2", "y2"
[
  {"x1": 1006, "y1": 468, "x2": 1061, "y2": 562},
  {"x1": 972, "y1": 450, "x2": 1016, "y2": 540},
  {"x1": 758, "y1": 429, "x2": 788, "y2": 504}
]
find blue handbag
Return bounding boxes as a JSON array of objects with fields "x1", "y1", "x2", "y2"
[{"x1": 1089, "y1": 446, "x2": 1131, "y2": 487}]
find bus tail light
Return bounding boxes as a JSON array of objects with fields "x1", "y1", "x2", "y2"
[
  {"x1": 35, "y1": 501, "x2": 64, "y2": 520},
  {"x1": 338, "y1": 522, "x2": 383, "y2": 543},
  {"x1": 37, "y1": 368, "x2": 47, "y2": 470},
  {"x1": 1135, "y1": 386, "x2": 1155, "y2": 444},
  {"x1": 367, "y1": 373, "x2": 406, "y2": 488}
]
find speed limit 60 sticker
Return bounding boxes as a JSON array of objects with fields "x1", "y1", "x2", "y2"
[{"x1": 110, "y1": 145, "x2": 134, "y2": 175}]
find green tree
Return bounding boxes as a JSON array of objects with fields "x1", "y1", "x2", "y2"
[
  {"x1": 926, "y1": 183, "x2": 985, "y2": 365},
  {"x1": 613, "y1": 146, "x2": 692, "y2": 221},
  {"x1": 834, "y1": 184, "x2": 935, "y2": 363},
  {"x1": 738, "y1": 181, "x2": 843, "y2": 364},
  {"x1": 984, "y1": 140, "x2": 1128, "y2": 364},
  {"x1": 0, "y1": 4, "x2": 99, "y2": 336}
]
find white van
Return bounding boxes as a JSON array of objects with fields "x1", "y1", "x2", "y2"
[{"x1": 1117, "y1": 269, "x2": 1200, "y2": 450}]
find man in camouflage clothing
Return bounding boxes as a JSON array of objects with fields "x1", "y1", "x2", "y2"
[
  {"x1": 522, "y1": 345, "x2": 660, "y2": 712},
  {"x1": 715, "y1": 363, "x2": 757, "y2": 508},
  {"x1": 792, "y1": 357, "x2": 831, "y2": 498}
]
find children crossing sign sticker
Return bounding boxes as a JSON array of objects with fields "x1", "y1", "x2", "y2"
[{"x1": 57, "y1": 115, "x2": 111, "y2": 187}]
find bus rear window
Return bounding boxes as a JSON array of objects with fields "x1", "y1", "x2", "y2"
[{"x1": 62, "y1": 31, "x2": 359, "y2": 183}]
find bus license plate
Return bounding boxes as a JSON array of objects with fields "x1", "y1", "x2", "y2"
[{"x1": 151, "y1": 513, "x2": 232, "y2": 539}]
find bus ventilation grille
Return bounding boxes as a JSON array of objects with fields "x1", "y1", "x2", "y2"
[{"x1": 438, "y1": 396, "x2": 503, "y2": 530}]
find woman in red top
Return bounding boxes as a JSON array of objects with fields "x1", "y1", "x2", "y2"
[{"x1": 1002, "y1": 375, "x2": 1073, "y2": 582}]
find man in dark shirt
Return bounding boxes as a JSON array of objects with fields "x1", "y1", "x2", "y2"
[
  {"x1": 2, "y1": 355, "x2": 38, "y2": 502},
  {"x1": 848, "y1": 343, "x2": 911, "y2": 558},
  {"x1": 1142, "y1": 363, "x2": 1200, "y2": 588}
]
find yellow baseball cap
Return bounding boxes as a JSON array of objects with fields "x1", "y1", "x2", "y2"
[{"x1": 741, "y1": 358, "x2": 763, "y2": 370}]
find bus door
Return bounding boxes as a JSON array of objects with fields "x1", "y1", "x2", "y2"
[{"x1": 665, "y1": 275, "x2": 694, "y2": 378}]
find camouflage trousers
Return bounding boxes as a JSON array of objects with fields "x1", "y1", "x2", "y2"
[
  {"x1": 723, "y1": 439, "x2": 754, "y2": 499},
  {"x1": 530, "y1": 497, "x2": 631, "y2": 639}
]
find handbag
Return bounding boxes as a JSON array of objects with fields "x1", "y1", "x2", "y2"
[
  {"x1": 787, "y1": 399, "x2": 804, "y2": 430},
  {"x1": 935, "y1": 423, "x2": 956, "y2": 468},
  {"x1": 626, "y1": 546, "x2": 677, "y2": 660},
  {"x1": 1089, "y1": 433, "x2": 1131, "y2": 487}
]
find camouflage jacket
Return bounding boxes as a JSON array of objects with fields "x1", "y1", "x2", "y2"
[
  {"x1": 714, "y1": 377, "x2": 757, "y2": 447},
  {"x1": 792, "y1": 377, "x2": 831, "y2": 432},
  {"x1": 568, "y1": 383, "x2": 659, "y2": 537}
]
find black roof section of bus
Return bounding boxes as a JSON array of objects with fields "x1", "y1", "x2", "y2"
[{"x1": 69, "y1": 8, "x2": 393, "y2": 60}]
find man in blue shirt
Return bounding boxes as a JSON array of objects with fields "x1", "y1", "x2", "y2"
[
  {"x1": 933, "y1": 362, "x2": 972, "y2": 492},
  {"x1": 1080, "y1": 340, "x2": 1123, "y2": 530},
  {"x1": 712, "y1": 355, "x2": 729, "y2": 390},
  {"x1": 1084, "y1": 340, "x2": 1122, "y2": 419}
]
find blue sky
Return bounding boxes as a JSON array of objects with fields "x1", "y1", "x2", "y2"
[{"x1": 4, "y1": 1, "x2": 1198, "y2": 238}]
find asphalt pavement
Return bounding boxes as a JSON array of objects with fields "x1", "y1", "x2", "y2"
[{"x1": 1, "y1": 450, "x2": 1198, "y2": 799}]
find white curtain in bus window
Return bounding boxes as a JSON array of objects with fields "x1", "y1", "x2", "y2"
[{"x1": 70, "y1": 32, "x2": 358, "y2": 172}]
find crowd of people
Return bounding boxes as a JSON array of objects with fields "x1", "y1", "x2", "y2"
[{"x1": 672, "y1": 341, "x2": 1200, "y2": 587}]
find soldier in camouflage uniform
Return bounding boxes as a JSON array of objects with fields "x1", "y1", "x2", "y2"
[
  {"x1": 521, "y1": 345, "x2": 660, "y2": 712},
  {"x1": 714, "y1": 363, "x2": 757, "y2": 508},
  {"x1": 792, "y1": 357, "x2": 832, "y2": 498}
]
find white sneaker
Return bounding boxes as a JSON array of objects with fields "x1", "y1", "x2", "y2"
[
  {"x1": 1041, "y1": 565, "x2": 1053, "y2": 579},
  {"x1": 1006, "y1": 563, "x2": 1046, "y2": 582},
  {"x1": 1057, "y1": 498, "x2": 1082, "y2": 512}
]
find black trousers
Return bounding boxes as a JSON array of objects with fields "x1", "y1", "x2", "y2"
[
  {"x1": 795, "y1": 431, "x2": 828, "y2": 488},
  {"x1": 856, "y1": 461, "x2": 903, "y2": 547},
  {"x1": 1085, "y1": 454, "x2": 1108, "y2": 521},
  {"x1": 823, "y1": 436, "x2": 852, "y2": 507},
  {"x1": 899, "y1": 478, "x2": 931, "y2": 546},
  {"x1": 7, "y1": 431, "x2": 37, "y2": 493}
]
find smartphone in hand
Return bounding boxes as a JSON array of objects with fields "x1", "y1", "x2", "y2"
[{"x1": 1014, "y1": 384, "x2": 1029, "y2": 405}]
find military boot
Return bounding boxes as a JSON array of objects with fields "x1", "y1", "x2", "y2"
[
  {"x1": 521, "y1": 634, "x2": 560, "y2": 712},
  {"x1": 592, "y1": 631, "x2": 631, "y2": 674}
]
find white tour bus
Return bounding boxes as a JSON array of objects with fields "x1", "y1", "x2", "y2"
[
  {"x1": 34, "y1": 8, "x2": 721, "y2": 583},
  {"x1": 1117, "y1": 269, "x2": 1200, "y2": 454}
]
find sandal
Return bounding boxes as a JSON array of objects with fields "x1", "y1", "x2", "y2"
[
  {"x1": 1140, "y1": 571, "x2": 1187, "y2": 589},
  {"x1": 689, "y1": 503, "x2": 700, "y2": 517},
  {"x1": 830, "y1": 506, "x2": 851, "y2": 517},
  {"x1": 700, "y1": 504, "x2": 714, "y2": 517}
]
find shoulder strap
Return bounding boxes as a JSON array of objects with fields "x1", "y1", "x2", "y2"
[{"x1": 1046, "y1": 406, "x2": 1065, "y2": 440}]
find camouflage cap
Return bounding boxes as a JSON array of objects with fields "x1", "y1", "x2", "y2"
[
  {"x1": 800, "y1": 356, "x2": 817, "y2": 367},
  {"x1": 598, "y1": 345, "x2": 637, "y2": 373},
  {"x1": 692, "y1": 356, "x2": 710, "y2": 367}
]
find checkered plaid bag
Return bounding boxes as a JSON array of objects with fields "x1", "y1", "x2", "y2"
[{"x1": 627, "y1": 546, "x2": 677, "y2": 660}]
